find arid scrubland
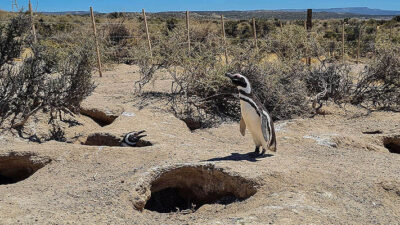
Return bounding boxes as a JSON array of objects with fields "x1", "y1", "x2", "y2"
[{"x1": 0, "y1": 11, "x2": 399, "y2": 224}]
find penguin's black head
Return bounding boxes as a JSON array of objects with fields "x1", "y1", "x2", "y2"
[{"x1": 225, "y1": 73, "x2": 248, "y2": 88}]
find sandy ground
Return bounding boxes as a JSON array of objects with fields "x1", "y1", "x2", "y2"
[{"x1": 0, "y1": 64, "x2": 399, "y2": 224}]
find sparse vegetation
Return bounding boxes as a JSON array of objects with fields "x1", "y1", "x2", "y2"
[
  {"x1": 1, "y1": 10, "x2": 400, "y2": 132},
  {"x1": 128, "y1": 14, "x2": 400, "y2": 127}
]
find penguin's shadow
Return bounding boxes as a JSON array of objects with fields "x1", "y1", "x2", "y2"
[{"x1": 204, "y1": 152, "x2": 273, "y2": 162}]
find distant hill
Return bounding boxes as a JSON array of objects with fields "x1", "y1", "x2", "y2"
[
  {"x1": 38, "y1": 11, "x2": 92, "y2": 15},
  {"x1": 313, "y1": 7, "x2": 400, "y2": 16},
  {"x1": 155, "y1": 10, "x2": 395, "y2": 20},
  {"x1": 28, "y1": 7, "x2": 400, "y2": 20},
  {"x1": 152, "y1": 7, "x2": 400, "y2": 20},
  {"x1": 282, "y1": 7, "x2": 400, "y2": 16},
  {"x1": 155, "y1": 11, "x2": 357, "y2": 20}
]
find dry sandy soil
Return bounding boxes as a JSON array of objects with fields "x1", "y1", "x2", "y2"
[{"x1": 0, "y1": 64, "x2": 399, "y2": 224}]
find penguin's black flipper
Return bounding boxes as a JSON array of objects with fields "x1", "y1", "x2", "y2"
[{"x1": 261, "y1": 111, "x2": 277, "y2": 152}]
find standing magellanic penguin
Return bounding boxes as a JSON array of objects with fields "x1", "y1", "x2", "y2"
[{"x1": 226, "y1": 73, "x2": 277, "y2": 155}]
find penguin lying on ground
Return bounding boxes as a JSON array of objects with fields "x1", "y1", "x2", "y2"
[
  {"x1": 121, "y1": 130, "x2": 147, "y2": 147},
  {"x1": 225, "y1": 73, "x2": 277, "y2": 155}
]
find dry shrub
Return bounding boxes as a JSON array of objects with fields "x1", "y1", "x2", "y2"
[
  {"x1": 133, "y1": 24, "x2": 235, "y2": 128},
  {"x1": 229, "y1": 52, "x2": 311, "y2": 120},
  {"x1": 102, "y1": 21, "x2": 135, "y2": 64},
  {"x1": 0, "y1": 14, "x2": 95, "y2": 128},
  {"x1": 306, "y1": 63, "x2": 352, "y2": 104},
  {"x1": 108, "y1": 23, "x2": 131, "y2": 45},
  {"x1": 132, "y1": 17, "x2": 400, "y2": 128},
  {"x1": 265, "y1": 24, "x2": 326, "y2": 62},
  {"x1": 0, "y1": 14, "x2": 30, "y2": 66},
  {"x1": 351, "y1": 41, "x2": 400, "y2": 111},
  {"x1": 134, "y1": 24, "x2": 314, "y2": 126}
]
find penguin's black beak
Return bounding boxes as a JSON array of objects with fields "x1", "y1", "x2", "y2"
[{"x1": 137, "y1": 130, "x2": 146, "y2": 135}]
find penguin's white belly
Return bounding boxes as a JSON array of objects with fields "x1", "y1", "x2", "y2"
[{"x1": 240, "y1": 100, "x2": 267, "y2": 147}]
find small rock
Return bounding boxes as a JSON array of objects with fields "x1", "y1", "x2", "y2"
[
  {"x1": 303, "y1": 135, "x2": 338, "y2": 148},
  {"x1": 122, "y1": 112, "x2": 135, "y2": 117}
]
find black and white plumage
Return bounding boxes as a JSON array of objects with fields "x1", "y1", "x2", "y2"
[
  {"x1": 121, "y1": 130, "x2": 147, "y2": 147},
  {"x1": 226, "y1": 73, "x2": 277, "y2": 155}
]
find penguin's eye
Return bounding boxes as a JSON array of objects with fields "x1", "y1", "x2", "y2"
[{"x1": 233, "y1": 77, "x2": 247, "y2": 87}]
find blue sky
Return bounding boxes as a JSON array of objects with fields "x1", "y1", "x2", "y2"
[{"x1": 1, "y1": 0, "x2": 400, "y2": 12}]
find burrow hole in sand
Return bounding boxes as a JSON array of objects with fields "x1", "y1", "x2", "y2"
[
  {"x1": 383, "y1": 136, "x2": 400, "y2": 154},
  {"x1": 143, "y1": 165, "x2": 257, "y2": 213},
  {"x1": 80, "y1": 109, "x2": 119, "y2": 127},
  {"x1": 0, "y1": 153, "x2": 51, "y2": 185},
  {"x1": 83, "y1": 133, "x2": 152, "y2": 147},
  {"x1": 181, "y1": 117, "x2": 202, "y2": 131}
]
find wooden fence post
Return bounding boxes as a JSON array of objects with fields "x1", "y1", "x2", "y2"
[
  {"x1": 221, "y1": 15, "x2": 228, "y2": 64},
  {"x1": 252, "y1": 17, "x2": 258, "y2": 50},
  {"x1": 342, "y1": 21, "x2": 345, "y2": 64},
  {"x1": 357, "y1": 28, "x2": 361, "y2": 64},
  {"x1": 28, "y1": 0, "x2": 37, "y2": 43},
  {"x1": 142, "y1": 9, "x2": 152, "y2": 57},
  {"x1": 306, "y1": 9, "x2": 312, "y2": 31},
  {"x1": 186, "y1": 11, "x2": 191, "y2": 53},
  {"x1": 90, "y1": 7, "x2": 103, "y2": 77},
  {"x1": 306, "y1": 9, "x2": 312, "y2": 66}
]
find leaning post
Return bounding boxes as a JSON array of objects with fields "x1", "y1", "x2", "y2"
[
  {"x1": 306, "y1": 9, "x2": 312, "y2": 66},
  {"x1": 90, "y1": 6, "x2": 103, "y2": 77},
  {"x1": 342, "y1": 21, "x2": 345, "y2": 64},
  {"x1": 28, "y1": 0, "x2": 37, "y2": 43},
  {"x1": 252, "y1": 17, "x2": 258, "y2": 50},
  {"x1": 142, "y1": 9, "x2": 152, "y2": 57},
  {"x1": 221, "y1": 15, "x2": 228, "y2": 64},
  {"x1": 357, "y1": 27, "x2": 361, "y2": 64},
  {"x1": 186, "y1": 11, "x2": 191, "y2": 53}
]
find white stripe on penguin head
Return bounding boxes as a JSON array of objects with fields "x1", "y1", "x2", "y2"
[
  {"x1": 235, "y1": 73, "x2": 251, "y2": 94},
  {"x1": 124, "y1": 133, "x2": 136, "y2": 146}
]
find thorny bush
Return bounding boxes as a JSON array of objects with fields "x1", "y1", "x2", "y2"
[
  {"x1": 133, "y1": 24, "x2": 315, "y2": 127},
  {"x1": 351, "y1": 41, "x2": 400, "y2": 111},
  {"x1": 0, "y1": 14, "x2": 95, "y2": 129}
]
